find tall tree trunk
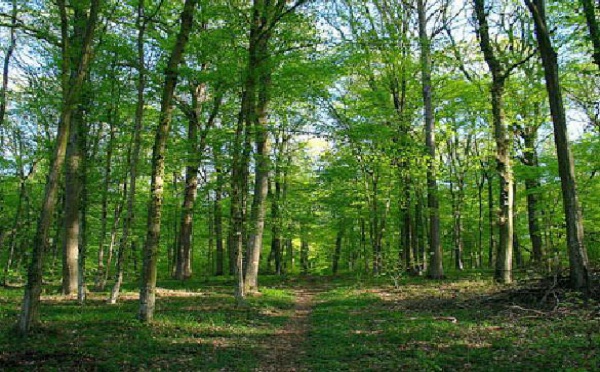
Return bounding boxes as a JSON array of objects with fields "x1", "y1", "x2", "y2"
[
  {"x1": 513, "y1": 182, "x2": 523, "y2": 268},
  {"x1": 109, "y1": 0, "x2": 149, "y2": 304},
  {"x1": 520, "y1": 128, "x2": 544, "y2": 263},
  {"x1": 474, "y1": 0, "x2": 514, "y2": 284},
  {"x1": 18, "y1": 0, "x2": 100, "y2": 335},
  {"x1": 244, "y1": 9, "x2": 272, "y2": 294},
  {"x1": 138, "y1": 0, "x2": 197, "y2": 322},
  {"x1": 285, "y1": 237, "x2": 293, "y2": 273},
  {"x1": 581, "y1": 0, "x2": 600, "y2": 70},
  {"x1": 230, "y1": 91, "x2": 250, "y2": 304},
  {"x1": 3, "y1": 132, "x2": 32, "y2": 285},
  {"x1": 526, "y1": 0, "x2": 590, "y2": 290},
  {"x1": 174, "y1": 84, "x2": 205, "y2": 281},
  {"x1": 270, "y1": 190, "x2": 283, "y2": 275},
  {"x1": 244, "y1": 0, "x2": 309, "y2": 293},
  {"x1": 269, "y1": 132, "x2": 288, "y2": 276},
  {"x1": 447, "y1": 135, "x2": 467, "y2": 271},
  {"x1": 300, "y1": 233, "x2": 309, "y2": 275},
  {"x1": 102, "y1": 195, "x2": 123, "y2": 289},
  {"x1": 418, "y1": 0, "x2": 443, "y2": 279},
  {"x1": 477, "y1": 172, "x2": 485, "y2": 268},
  {"x1": 62, "y1": 103, "x2": 84, "y2": 295},
  {"x1": 332, "y1": 226, "x2": 344, "y2": 275},
  {"x1": 174, "y1": 82, "x2": 221, "y2": 280},
  {"x1": 401, "y1": 190, "x2": 413, "y2": 272},
  {"x1": 214, "y1": 151, "x2": 225, "y2": 276},
  {"x1": 95, "y1": 117, "x2": 116, "y2": 290},
  {"x1": 0, "y1": 0, "x2": 17, "y2": 129},
  {"x1": 414, "y1": 192, "x2": 426, "y2": 274},
  {"x1": 78, "y1": 127, "x2": 88, "y2": 304},
  {"x1": 487, "y1": 171, "x2": 495, "y2": 267}
]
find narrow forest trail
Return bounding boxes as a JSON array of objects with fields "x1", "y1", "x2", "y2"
[{"x1": 255, "y1": 287, "x2": 319, "y2": 372}]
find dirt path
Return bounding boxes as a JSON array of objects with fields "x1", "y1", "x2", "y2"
[{"x1": 255, "y1": 288, "x2": 317, "y2": 372}]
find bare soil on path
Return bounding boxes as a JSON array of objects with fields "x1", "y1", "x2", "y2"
[{"x1": 255, "y1": 287, "x2": 318, "y2": 372}]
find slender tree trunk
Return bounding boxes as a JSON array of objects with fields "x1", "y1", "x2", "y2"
[
  {"x1": 270, "y1": 191, "x2": 282, "y2": 275},
  {"x1": 491, "y1": 83, "x2": 514, "y2": 284},
  {"x1": 418, "y1": 0, "x2": 443, "y2": 279},
  {"x1": 0, "y1": 0, "x2": 17, "y2": 129},
  {"x1": 269, "y1": 133, "x2": 288, "y2": 276},
  {"x1": 77, "y1": 129, "x2": 88, "y2": 304},
  {"x1": 474, "y1": 0, "x2": 514, "y2": 283},
  {"x1": 526, "y1": 0, "x2": 590, "y2": 290},
  {"x1": 402, "y1": 191, "x2": 413, "y2": 272},
  {"x1": 139, "y1": 0, "x2": 197, "y2": 322},
  {"x1": 285, "y1": 237, "x2": 293, "y2": 273},
  {"x1": 230, "y1": 94, "x2": 250, "y2": 303},
  {"x1": 95, "y1": 119, "x2": 116, "y2": 290},
  {"x1": 414, "y1": 193, "x2": 425, "y2": 274},
  {"x1": 521, "y1": 128, "x2": 544, "y2": 263},
  {"x1": 451, "y1": 186, "x2": 465, "y2": 271},
  {"x1": 214, "y1": 155, "x2": 225, "y2": 276},
  {"x1": 18, "y1": 0, "x2": 100, "y2": 335},
  {"x1": 300, "y1": 233, "x2": 309, "y2": 275},
  {"x1": 447, "y1": 136, "x2": 467, "y2": 271},
  {"x1": 513, "y1": 182, "x2": 523, "y2": 268},
  {"x1": 581, "y1": 0, "x2": 600, "y2": 70},
  {"x1": 3, "y1": 140, "x2": 30, "y2": 285},
  {"x1": 174, "y1": 82, "x2": 221, "y2": 280},
  {"x1": 477, "y1": 174, "x2": 485, "y2": 268},
  {"x1": 109, "y1": 0, "x2": 148, "y2": 304},
  {"x1": 102, "y1": 197, "x2": 122, "y2": 289},
  {"x1": 332, "y1": 226, "x2": 344, "y2": 275},
  {"x1": 230, "y1": 85, "x2": 251, "y2": 303},
  {"x1": 487, "y1": 171, "x2": 495, "y2": 267},
  {"x1": 174, "y1": 85, "x2": 205, "y2": 281}
]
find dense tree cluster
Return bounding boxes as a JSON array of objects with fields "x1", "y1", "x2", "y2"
[{"x1": 0, "y1": 0, "x2": 598, "y2": 334}]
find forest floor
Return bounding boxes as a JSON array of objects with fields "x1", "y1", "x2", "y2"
[
  {"x1": 255, "y1": 287, "x2": 316, "y2": 371},
  {"x1": 0, "y1": 271, "x2": 598, "y2": 371}
]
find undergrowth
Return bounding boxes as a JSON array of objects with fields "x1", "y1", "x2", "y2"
[{"x1": 0, "y1": 273, "x2": 598, "y2": 371}]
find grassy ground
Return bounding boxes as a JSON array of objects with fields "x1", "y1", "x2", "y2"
[{"x1": 0, "y1": 273, "x2": 598, "y2": 371}]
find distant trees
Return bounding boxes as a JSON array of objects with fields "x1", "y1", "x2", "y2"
[
  {"x1": 18, "y1": 0, "x2": 102, "y2": 335},
  {"x1": 0, "y1": 0, "x2": 595, "y2": 334}
]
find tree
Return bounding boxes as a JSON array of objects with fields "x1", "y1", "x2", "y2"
[
  {"x1": 417, "y1": 0, "x2": 443, "y2": 279},
  {"x1": 109, "y1": 0, "x2": 156, "y2": 304},
  {"x1": 173, "y1": 78, "x2": 223, "y2": 280},
  {"x1": 0, "y1": 0, "x2": 17, "y2": 130},
  {"x1": 138, "y1": 0, "x2": 197, "y2": 322},
  {"x1": 241, "y1": 0, "x2": 312, "y2": 294},
  {"x1": 525, "y1": 0, "x2": 590, "y2": 290},
  {"x1": 473, "y1": 0, "x2": 533, "y2": 283},
  {"x1": 580, "y1": 0, "x2": 600, "y2": 70},
  {"x1": 18, "y1": 0, "x2": 102, "y2": 335}
]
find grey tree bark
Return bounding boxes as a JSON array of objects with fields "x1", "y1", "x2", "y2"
[
  {"x1": 0, "y1": 0, "x2": 17, "y2": 130},
  {"x1": 109, "y1": 0, "x2": 149, "y2": 304},
  {"x1": 581, "y1": 0, "x2": 600, "y2": 70},
  {"x1": 525, "y1": 0, "x2": 590, "y2": 290},
  {"x1": 417, "y1": 0, "x2": 443, "y2": 279},
  {"x1": 474, "y1": 0, "x2": 515, "y2": 283},
  {"x1": 138, "y1": 0, "x2": 197, "y2": 322},
  {"x1": 18, "y1": 0, "x2": 101, "y2": 335}
]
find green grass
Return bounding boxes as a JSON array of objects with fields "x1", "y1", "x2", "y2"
[
  {"x1": 0, "y1": 274, "x2": 598, "y2": 371},
  {"x1": 306, "y1": 278, "x2": 599, "y2": 371},
  {"x1": 0, "y1": 278, "x2": 297, "y2": 371}
]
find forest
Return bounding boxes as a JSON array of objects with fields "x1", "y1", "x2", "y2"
[{"x1": 0, "y1": 0, "x2": 599, "y2": 370}]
